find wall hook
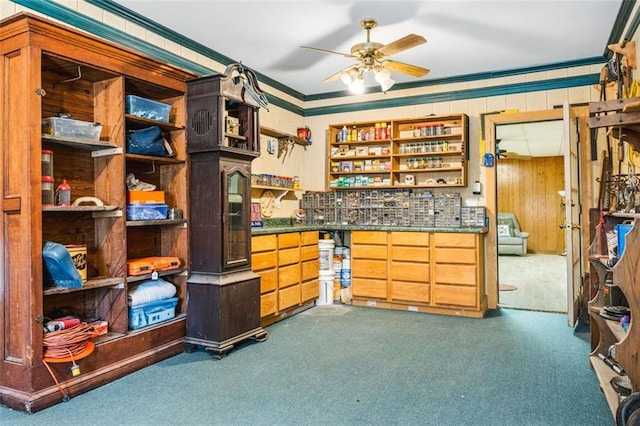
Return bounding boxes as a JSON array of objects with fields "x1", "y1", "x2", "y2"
[
  {"x1": 143, "y1": 160, "x2": 156, "y2": 174},
  {"x1": 54, "y1": 65, "x2": 82, "y2": 87}
]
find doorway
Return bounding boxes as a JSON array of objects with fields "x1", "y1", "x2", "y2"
[{"x1": 494, "y1": 119, "x2": 567, "y2": 312}]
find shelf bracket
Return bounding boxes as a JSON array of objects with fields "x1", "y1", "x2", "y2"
[{"x1": 91, "y1": 147, "x2": 123, "y2": 158}]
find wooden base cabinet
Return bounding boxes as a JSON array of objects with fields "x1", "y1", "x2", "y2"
[
  {"x1": 351, "y1": 231, "x2": 486, "y2": 318},
  {"x1": 0, "y1": 13, "x2": 195, "y2": 412},
  {"x1": 251, "y1": 231, "x2": 319, "y2": 326}
]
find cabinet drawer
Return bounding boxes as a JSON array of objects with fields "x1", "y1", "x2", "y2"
[
  {"x1": 352, "y1": 231, "x2": 387, "y2": 245},
  {"x1": 257, "y1": 268, "x2": 277, "y2": 293},
  {"x1": 390, "y1": 232, "x2": 429, "y2": 247},
  {"x1": 300, "y1": 231, "x2": 319, "y2": 246},
  {"x1": 351, "y1": 244, "x2": 387, "y2": 260},
  {"x1": 352, "y1": 258, "x2": 387, "y2": 278},
  {"x1": 278, "y1": 263, "x2": 301, "y2": 288},
  {"x1": 390, "y1": 246, "x2": 430, "y2": 262},
  {"x1": 390, "y1": 261, "x2": 429, "y2": 283},
  {"x1": 278, "y1": 247, "x2": 300, "y2": 266},
  {"x1": 435, "y1": 264, "x2": 477, "y2": 286},
  {"x1": 301, "y1": 259, "x2": 319, "y2": 282},
  {"x1": 391, "y1": 282, "x2": 430, "y2": 303},
  {"x1": 252, "y1": 234, "x2": 277, "y2": 252},
  {"x1": 260, "y1": 292, "x2": 277, "y2": 317},
  {"x1": 301, "y1": 279, "x2": 319, "y2": 302},
  {"x1": 278, "y1": 232, "x2": 300, "y2": 249},
  {"x1": 300, "y1": 245, "x2": 318, "y2": 261},
  {"x1": 435, "y1": 247, "x2": 477, "y2": 264},
  {"x1": 434, "y1": 233, "x2": 476, "y2": 248},
  {"x1": 279, "y1": 284, "x2": 301, "y2": 310},
  {"x1": 433, "y1": 284, "x2": 477, "y2": 307},
  {"x1": 352, "y1": 277, "x2": 387, "y2": 299},
  {"x1": 252, "y1": 251, "x2": 277, "y2": 270}
]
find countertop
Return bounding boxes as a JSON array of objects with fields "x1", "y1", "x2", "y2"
[{"x1": 251, "y1": 219, "x2": 487, "y2": 235}]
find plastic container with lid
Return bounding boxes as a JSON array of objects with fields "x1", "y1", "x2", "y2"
[
  {"x1": 42, "y1": 176, "x2": 55, "y2": 206},
  {"x1": 42, "y1": 150, "x2": 53, "y2": 177}
]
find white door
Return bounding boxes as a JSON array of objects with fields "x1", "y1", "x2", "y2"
[{"x1": 564, "y1": 102, "x2": 582, "y2": 327}]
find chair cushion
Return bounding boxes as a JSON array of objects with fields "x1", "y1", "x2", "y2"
[
  {"x1": 499, "y1": 236, "x2": 524, "y2": 245},
  {"x1": 497, "y1": 223, "x2": 512, "y2": 237}
]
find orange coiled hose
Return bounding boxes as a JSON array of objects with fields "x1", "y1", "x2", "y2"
[{"x1": 43, "y1": 322, "x2": 93, "y2": 359}]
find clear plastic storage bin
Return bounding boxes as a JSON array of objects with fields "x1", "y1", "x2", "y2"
[
  {"x1": 125, "y1": 95, "x2": 171, "y2": 122},
  {"x1": 42, "y1": 117, "x2": 103, "y2": 141}
]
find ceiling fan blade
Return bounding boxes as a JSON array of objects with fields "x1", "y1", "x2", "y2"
[
  {"x1": 382, "y1": 60, "x2": 430, "y2": 78},
  {"x1": 500, "y1": 151, "x2": 532, "y2": 160},
  {"x1": 299, "y1": 45, "x2": 354, "y2": 59},
  {"x1": 377, "y1": 34, "x2": 426, "y2": 57},
  {"x1": 324, "y1": 65, "x2": 359, "y2": 83}
]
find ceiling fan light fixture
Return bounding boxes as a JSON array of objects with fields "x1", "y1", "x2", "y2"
[
  {"x1": 374, "y1": 66, "x2": 391, "y2": 84},
  {"x1": 340, "y1": 68, "x2": 360, "y2": 85},
  {"x1": 349, "y1": 77, "x2": 365, "y2": 94},
  {"x1": 380, "y1": 78, "x2": 395, "y2": 92}
]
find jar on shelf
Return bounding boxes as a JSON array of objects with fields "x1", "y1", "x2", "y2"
[
  {"x1": 42, "y1": 149, "x2": 54, "y2": 177},
  {"x1": 42, "y1": 176, "x2": 55, "y2": 206}
]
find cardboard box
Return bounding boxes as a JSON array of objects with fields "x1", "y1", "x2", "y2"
[{"x1": 127, "y1": 190, "x2": 165, "y2": 204}]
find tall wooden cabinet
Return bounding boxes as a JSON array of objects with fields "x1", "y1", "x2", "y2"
[
  {"x1": 0, "y1": 13, "x2": 196, "y2": 412},
  {"x1": 184, "y1": 66, "x2": 267, "y2": 357}
]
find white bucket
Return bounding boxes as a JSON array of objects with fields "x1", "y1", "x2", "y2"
[
  {"x1": 318, "y1": 239, "x2": 335, "y2": 270},
  {"x1": 317, "y1": 270, "x2": 335, "y2": 305}
]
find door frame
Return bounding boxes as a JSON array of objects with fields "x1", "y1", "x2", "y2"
[{"x1": 484, "y1": 109, "x2": 565, "y2": 309}]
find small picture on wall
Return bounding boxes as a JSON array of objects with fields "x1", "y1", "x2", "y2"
[{"x1": 251, "y1": 202, "x2": 263, "y2": 228}]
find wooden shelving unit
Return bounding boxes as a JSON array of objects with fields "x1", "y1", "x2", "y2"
[
  {"x1": 327, "y1": 114, "x2": 468, "y2": 189},
  {"x1": 0, "y1": 13, "x2": 196, "y2": 412},
  {"x1": 587, "y1": 213, "x2": 640, "y2": 419}
]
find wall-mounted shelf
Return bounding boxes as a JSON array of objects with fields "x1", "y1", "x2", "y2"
[{"x1": 327, "y1": 114, "x2": 468, "y2": 189}]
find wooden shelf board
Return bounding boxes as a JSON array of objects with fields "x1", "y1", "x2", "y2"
[
  {"x1": 125, "y1": 114, "x2": 183, "y2": 131},
  {"x1": 42, "y1": 134, "x2": 118, "y2": 151},
  {"x1": 126, "y1": 219, "x2": 187, "y2": 227},
  {"x1": 127, "y1": 267, "x2": 188, "y2": 283},
  {"x1": 330, "y1": 155, "x2": 391, "y2": 161},
  {"x1": 125, "y1": 153, "x2": 185, "y2": 164},
  {"x1": 43, "y1": 205, "x2": 118, "y2": 213},
  {"x1": 330, "y1": 139, "x2": 390, "y2": 146},
  {"x1": 43, "y1": 277, "x2": 124, "y2": 296},
  {"x1": 589, "y1": 355, "x2": 621, "y2": 417},
  {"x1": 394, "y1": 150, "x2": 464, "y2": 158},
  {"x1": 392, "y1": 166, "x2": 464, "y2": 173},
  {"x1": 329, "y1": 170, "x2": 391, "y2": 175},
  {"x1": 260, "y1": 126, "x2": 308, "y2": 146}
]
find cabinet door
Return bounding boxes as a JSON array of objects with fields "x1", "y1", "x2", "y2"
[{"x1": 222, "y1": 165, "x2": 252, "y2": 270}]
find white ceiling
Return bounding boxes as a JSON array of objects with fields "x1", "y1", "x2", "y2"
[
  {"x1": 496, "y1": 120, "x2": 565, "y2": 158},
  {"x1": 113, "y1": 0, "x2": 624, "y2": 96}
]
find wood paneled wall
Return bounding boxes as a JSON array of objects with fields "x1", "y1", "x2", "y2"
[{"x1": 497, "y1": 156, "x2": 565, "y2": 254}]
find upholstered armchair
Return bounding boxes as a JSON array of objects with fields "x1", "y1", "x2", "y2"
[{"x1": 497, "y1": 212, "x2": 529, "y2": 256}]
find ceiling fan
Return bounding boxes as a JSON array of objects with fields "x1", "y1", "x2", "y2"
[
  {"x1": 300, "y1": 18, "x2": 429, "y2": 92},
  {"x1": 496, "y1": 140, "x2": 532, "y2": 160}
]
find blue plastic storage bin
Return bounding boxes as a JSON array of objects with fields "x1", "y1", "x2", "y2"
[
  {"x1": 128, "y1": 297, "x2": 179, "y2": 330},
  {"x1": 125, "y1": 95, "x2": 171, "y2": 122},
  {"x1": 126, "y1": 203, "x2": 168, "y2": 221}
]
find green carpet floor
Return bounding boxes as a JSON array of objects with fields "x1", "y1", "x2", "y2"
[{"x1": 0, "y1": 306, "x2": 612, "y2": 425}]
